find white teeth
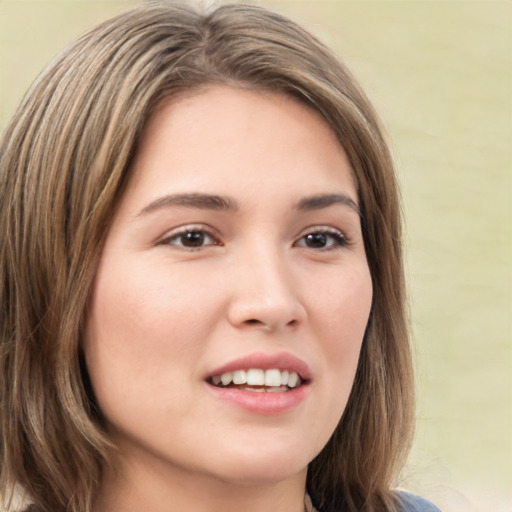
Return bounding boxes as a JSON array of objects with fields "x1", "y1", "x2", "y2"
[
  {"x1": 264, "y1": 369, "x2": 282, "y2": 387},
  {"x1": 232, "y1": 370, "x2": 247, "y2": 385},
  {"x1": 247, "y1": 369, "x2": 265, "y2": 385},
  {"x1": 220, "y1": 372, "x2": 233, "y2": 386},
  {"x1": 287, "y1": 371, "x2": 299, "y2": 388},
  {"x1": 211, "y1": 369, "x2": 302, "y2": 389}
]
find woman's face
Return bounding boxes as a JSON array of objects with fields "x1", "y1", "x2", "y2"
[{"x1": 84, "y1": 86, "x2": 372, "y2": 487}]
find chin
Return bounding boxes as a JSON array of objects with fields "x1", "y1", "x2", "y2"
[
  {"x1": 214, "y1": 461, "x2": 308, "y2": 486},
  {"x1": 201, "y1": 443, "x2": 313, "y2": 485}
]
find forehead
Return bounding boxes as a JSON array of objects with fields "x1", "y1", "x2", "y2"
[{"x1": 121, "y1": 85, "x2": 357, "y2": 214}]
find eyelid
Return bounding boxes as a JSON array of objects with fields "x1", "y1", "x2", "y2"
[
  {"x1": 157, "y1": 224, "x2": 222, "y2": 248},
  {"x1": 294, "y1": 226, "x2": 351, "y2": 249}
]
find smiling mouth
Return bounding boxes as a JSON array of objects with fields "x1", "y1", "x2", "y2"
[{"x1": 207, "y1": 368, "x2": 303, "y2": 393}]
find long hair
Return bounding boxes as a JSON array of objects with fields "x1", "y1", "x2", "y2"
[{"x1": 0, "y1": 3, "x2": 414, "y2": 511}]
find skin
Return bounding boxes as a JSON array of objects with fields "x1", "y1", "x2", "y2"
[{"x1": 83, "y1": 85, "x2": 373, "y2": 512}]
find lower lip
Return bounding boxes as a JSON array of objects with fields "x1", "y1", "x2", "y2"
[{"x1": 205, "y1": 383, "x2": 309, "y2": 415}]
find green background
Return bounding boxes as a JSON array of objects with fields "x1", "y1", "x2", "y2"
[{"x1": 1, "y1": 1, "x2": 510, "y2": 511}]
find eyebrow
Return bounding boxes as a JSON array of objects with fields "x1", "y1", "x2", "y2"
[
  {"x1": 296, "y1": 193, "x2": 360, "y2": 215},
  {"x1": 138, "y1": 193, "x2": 239, "y2": 215},
  {"x1": 138, "y1": 192, "x2": 360, "y2": 216}
]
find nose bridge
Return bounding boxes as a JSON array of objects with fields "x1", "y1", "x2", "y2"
[{"x1": 228, "y1": 238, "x2": 305, "y2": 330}]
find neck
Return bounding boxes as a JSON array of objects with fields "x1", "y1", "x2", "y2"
[{"x1": 94, "y1": 451, "x2": 308, "y2": 512}]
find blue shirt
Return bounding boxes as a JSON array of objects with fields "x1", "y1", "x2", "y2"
[
  {"x1": 306, "y1": 490, "x2": 442, "y2": 512},
  {"x1": 396, "y1": 490, "x2": 442, "y2": 511}
]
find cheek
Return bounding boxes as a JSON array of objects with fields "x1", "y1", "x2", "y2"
[
  {"x1": 315, "y1": 263, "x2": 373, "y2": 344},
  {"x1": 82, "y1": 265, "x2": 175, "y2": 406},
  {"x1": 82, "y1": 257, "x2": 226, "y2": 410},
  {"x1": 312, "y1": 264, "x2": 372, "y2": 406},
  {"x1": 85, "y1": 258, "x2": 215, "y2": 353}
]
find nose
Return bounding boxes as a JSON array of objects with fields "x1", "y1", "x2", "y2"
[{"x1": 227, "y1": 248, "x2": 306, "y2": 332}]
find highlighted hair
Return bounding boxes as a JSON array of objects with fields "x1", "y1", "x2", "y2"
[{"x1": 0, "y1": 3, "x2": 413, "y2": 511}]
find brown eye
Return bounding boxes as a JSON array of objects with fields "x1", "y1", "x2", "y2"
[
  {"x1": 304, "y1": 233, "x2": 328, "y2": 248},
  {"x1": 161, "y1": 228, "x2": 218, "y2": 249},
  {"x1": 295, "y1": 230, "x2": 347, "y2": 250},
  {"x1": 179, "y1": 231, "x2": 206, "y2": 247}
]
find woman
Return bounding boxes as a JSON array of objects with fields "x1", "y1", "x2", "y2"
[{"x1": 0, "y1": 3, "x2": 440, "y2": 512}]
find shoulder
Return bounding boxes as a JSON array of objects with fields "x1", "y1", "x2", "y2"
[{"x1": 395, "y1": 490, "x2": 442, "y2": 512}]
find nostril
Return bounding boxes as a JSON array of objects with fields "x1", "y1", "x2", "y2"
[
  {"x1": 245, "y1": 319, "x2": 263, "y2": 325},
  {"x1": 242, "y1": 318, "x2": 299, "y2": 329}
]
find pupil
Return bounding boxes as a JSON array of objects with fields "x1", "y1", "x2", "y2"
[
  {"x1": 305, "y1": 233, "x2": 327, "y2": 248},
  {"x1": 182, "y1": 232, "x2": 204, "y2": 247}
]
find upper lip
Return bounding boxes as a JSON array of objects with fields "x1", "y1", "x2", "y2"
[{"x1": 206, "y1": 352, "x2": 312, "y2": 381}]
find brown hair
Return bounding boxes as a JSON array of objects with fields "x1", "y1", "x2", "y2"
[{"x1": 0, "y1": 3, "x2": 414, "y2": 511}]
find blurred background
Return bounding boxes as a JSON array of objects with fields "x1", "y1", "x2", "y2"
[{"x1": 1, "y1": 1, "x2": 510, "y2": 511}]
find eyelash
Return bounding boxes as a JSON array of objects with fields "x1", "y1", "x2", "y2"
[
  {"x1": 158, "y1": 226, "x2": 350, "y2": 251},
  {"x1": 294, "y1": 228, "x2": 350, "y2": 251},
  {"x1": 159, "y1": 225, "x2": 220, "y2": 250}
]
